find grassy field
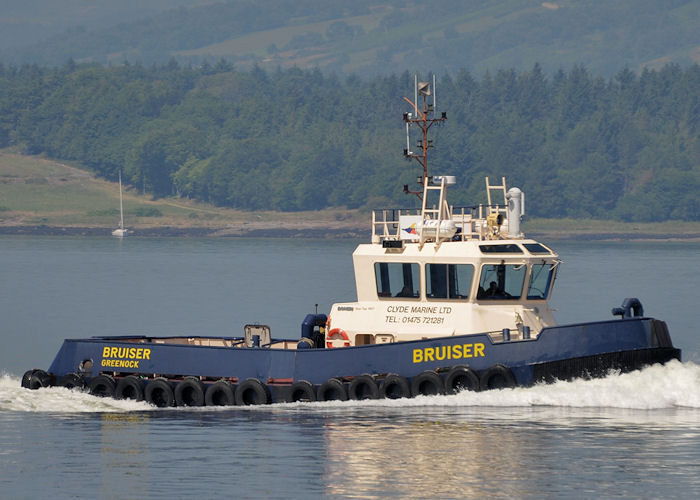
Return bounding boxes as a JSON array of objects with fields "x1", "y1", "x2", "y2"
[
  {"x1": 0, "y1": 150, "x2": 363, "y2": 235},
  {"x1": 1, "y1": 149, "x2": 698, "y2": 239}
]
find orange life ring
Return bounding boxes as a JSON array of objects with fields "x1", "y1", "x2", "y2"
[{"x1": 326, "y1": 328, "x2": 350, "y2": 348}]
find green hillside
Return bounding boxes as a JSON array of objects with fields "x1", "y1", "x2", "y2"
[
  {"x1": 1, "y1": 62, "x2": 698, "y2": 222},
  {"x1": 0, "y1": 150, "x2": 362, "y2": 234},
  {"x1": 2, "y1": 0, "x2": 698, "y2": 77}
]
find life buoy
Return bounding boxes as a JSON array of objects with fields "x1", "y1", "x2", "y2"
[
  {"x1": 145, "y1": 377, "x2": 175, "y2": 407},
  {"x1": 444, "y1": 365, "x2": 480, "y2": 394},
  {"x1": 235, "y1": 378, "x2": 271, "y2": 405},
  {"x1": 204, "y1": 380, "x2": 235, "y2": 406},
  {"x1": 326, "y1": 328, "x2": 350, "y2": 348},
  {"x1": 175, "y1": 376, "x2": 205, "y2": 406}
]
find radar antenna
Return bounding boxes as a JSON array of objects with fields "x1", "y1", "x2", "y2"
[{"x1": 402, "y1": 74, "x2": 446, "y2": 198}]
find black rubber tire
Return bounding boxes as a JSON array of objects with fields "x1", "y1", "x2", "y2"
[
  {"x1": 411, "y1": 371, "x2": 445, "y2": 397},
  {"x1": 175, "y1": 376, "x2": 205, "y2": 407},
  {"x1": 479, "y1": 364, "x2": 517, "y2": 390},
  {"x1": 114, "y1": 375, "x2": 145, "y2": 401},
  {"x1": 204, "y1": 380, "x2": 235, "y2": 406},
  {"x1": 29, "y1": 369, "x2": 54, "y2": 390},
  {"x1": 57, "y1": 373, "x2": 86, "y2": 390},
  {"x1": 89, "y1": 374, "x2": 116, "y2": 397},
  {"x1": 235, "y1": 378, "x2": 271, "y2": 405},
  {"x1": 444, "y1": 365, "x2": 480, "y2": 394},
  {"x1": 21, "y1": 369, "x2": 37, "y2": 389},
  {"x1": 288, "y1": 380, "x2": 316, "y2": 403},
  {"x1": 317, "y1": 378, "x2": 348, "y2": 401},
  {"x1": 348, "y1": 375, "x2": 379, "y2": 400},
  {"x1": 379, "y1": 374, "x2": 411, "y2": 399},
  {"x1": 145, "y1": 377, "x2": 175, "y2": 407}
]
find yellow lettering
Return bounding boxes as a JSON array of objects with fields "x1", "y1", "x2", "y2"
[
  {"x1": 435, "y1": 346, "x2": 446, "y2": 361},
  {"x1": 452, "y1": 345, "x2": 462, "y2": 359},
  {"x1": 413, "y1": 349, "x2": 423, "y2": 363},
  {"x1": 463, "y1": 344, "x2": 472, "y2": 358},
  {"x1": 425, "y1": 347, "x2": 435, "y2": 362},
  {"x1": 102, "y1": 347, "x2": 110, "y2": 357},
  {"x1": 110, "y1": 347, "x2": 118, "y2": 357},
  {"x1": 136, "y1": 348, "x2": 143, "y2": 359},
  {"x1": 143, "y1": 349, "x2": 151, "y2": 360},
  {"x1": 128, "y1": 347, "x2": 136, "y2": 358},
  {"x1": 475, "y1": 343, "x2": 485, "y2": 357}
]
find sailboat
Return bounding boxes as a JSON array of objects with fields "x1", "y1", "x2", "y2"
[{"x1": 111, "y1": 170, "x2": 128, "y2": 237}]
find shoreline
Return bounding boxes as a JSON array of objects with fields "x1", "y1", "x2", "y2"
[{"x1": 1, "y1": 223, "x2": 699, "y2": 241}]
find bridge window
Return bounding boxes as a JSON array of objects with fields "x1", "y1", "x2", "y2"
[
  {"x1": 477, "y1": 263, "x2": 526, "y2": 300},
  {"x1": 479, "y1": 244, "x2": 523, "y2": 254},
  {"x1": 527, "y1": 263, "x2": 555, "y2": 299},
  {"x1": 523, "y1": 243, "x2": 552, "y2": 254},
  {"x1": 375, "y1": 262, "x2": 420, "y2": 299},
  {"x1": 426, "y1": 264, "x2": 474, "y2": 299}
]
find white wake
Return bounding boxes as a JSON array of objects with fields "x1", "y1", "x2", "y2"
[{"x1": 2, "y1": 360, "x2": 698, "y2": 414}]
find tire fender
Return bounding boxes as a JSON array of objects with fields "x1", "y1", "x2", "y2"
[
  {"x1": 348, "y1": 374, "x2": 379, "y2": 400},
  {"x1": 205, "y1": 380, "x2": 235, "y2": 406},
  {"x1": 89, "y1": 374, "x2": 116, "y2": 397},
  {"x1": 411, "y1": 371, "x2": 445, "y2": 397},
  {"x1": 115, "y1": 375, "x2": 145, "y2": 401},
  {"x1": 379, "y1": 374, "x2": 411, "y2": 400},
  {"x1": 479, "y1": 364, "x2": 516, "y2": 390},
  {"x1": 175, "y1": 376, "x2": 205, "y2": 407},
  {"x1": 317, "y1": 378, "x2": 348, "y2": 401},
  {"x1": 288, "y1": 380, "x2": 316, "y2": 403},
  {"x1": 444, "y1": 365, "x2": 480, "y2": 394},
  {"x1": 235, "y1": 378, "x2": 271, "y2": 405},
  {"x1": 145, "y1": 377, "x2": 175, "y2": 407}
]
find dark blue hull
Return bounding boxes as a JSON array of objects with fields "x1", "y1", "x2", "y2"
[{"x1": 24, "y1": 316, "x2": 680, "y2": 405}]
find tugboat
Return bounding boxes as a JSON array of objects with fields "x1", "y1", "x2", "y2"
[{"x1": 21, "y1": 78, "x2": 681, "y2": 406}]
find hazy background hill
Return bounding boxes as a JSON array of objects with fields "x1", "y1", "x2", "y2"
[{"x1": 2, "y1": 0, "x2": 699, "y2": 77}]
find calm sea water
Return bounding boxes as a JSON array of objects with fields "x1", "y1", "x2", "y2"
[{"x1": 1, "y1": 236, "x2": 699, "y2": 499}]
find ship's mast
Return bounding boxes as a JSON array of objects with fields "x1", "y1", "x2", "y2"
[{"x1": 402, "y1": 74, "x2": 446, "y2": 198}]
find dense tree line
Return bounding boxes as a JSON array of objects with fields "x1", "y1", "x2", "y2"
[{"x1": 0, "y1": 61, "x2": 698, "y2": 221}]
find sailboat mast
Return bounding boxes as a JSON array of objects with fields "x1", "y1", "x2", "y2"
[{"x1": 118, "y1": 171, "x2": 124, "y2": 230}]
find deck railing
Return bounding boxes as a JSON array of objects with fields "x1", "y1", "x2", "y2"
[{"x1": 371, "y1": 204, "x2": 508, "y2": 243}]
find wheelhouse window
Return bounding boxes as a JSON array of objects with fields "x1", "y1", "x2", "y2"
[
  {"x1": 523, "y1": 243, "x2": 552, "y2": 255},
  {"x1": 477, "y1": 263, "x2": 526, "y2": 300},
  {"x1": 479, "y1": 244, "x2": 523, "y2": 254},
  {"x1": 375, "y1": 262, "x2": 420, "y2": 299},
  {"x1": 527, "y1": 262, "x2": 556, "y2": 300},
  {"x1": 426, "y1": 264, "x2": 474, "y2": 300}
]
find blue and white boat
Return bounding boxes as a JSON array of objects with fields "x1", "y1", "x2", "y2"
[{"x1": 21, "y1": 79, "x2": 680, "y2": 406}]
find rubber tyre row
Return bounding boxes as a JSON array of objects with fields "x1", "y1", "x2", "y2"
[{"x1": 23, "y1": 363, "x2": 516, "y2": 405}]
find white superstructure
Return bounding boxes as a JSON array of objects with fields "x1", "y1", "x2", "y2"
[{"x1": 325, "y1": 78, "x2": 560, "y2": 348}]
